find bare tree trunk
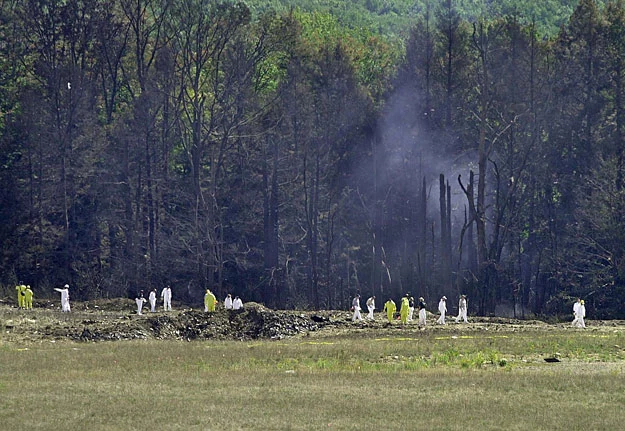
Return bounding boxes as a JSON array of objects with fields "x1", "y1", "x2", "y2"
[
  {"x1": 439, "y1": 174, "x2": 451, "y2": 292},
  {"x1": 263, "y1": 136, "x2": 280, "y2": 307}
]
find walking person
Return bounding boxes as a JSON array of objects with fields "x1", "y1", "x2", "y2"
[
  {"x1": 149, "y1": 289, "x2": 157, "y2": 313},
  {"x1": 436, "y1": 296, "x2": 447, "y2": 325},
  {"x1": 224, "y1": 294, "x2": 233, "y2": 310},
  {"x1": 366, "y1": 296, "x2": 376, "y2": 320},
  {"x1": 383, "y1": 298, "x2": 396, "y2": 323},
  {"x1": 352, "y1": 294, "x2": 363, "y2": 322},
  {"x1": 571, "y1": 298, "x2": 582, "y2": 327},
  {"x1": 161, "y1": 286, "x2": 172, "y2": 311},
  {"x1": 455, "y1": 295, "x2": 468, "y2": 323},
  {"x1": 24, "y1": 286, "x2": 34, "y2": 310},
  {"x1": 417, "y1": 297, "x2": 427, "y2": 328},
  {"x1": 408, "y1": 296, "x2": 415, "y2": 322},
  {"x1": 135, "y1": 292, "x2": 146, "y2": 315},
  {"x1": 400, "y1": 295, "x2": 410, "y2": 324},
  {"x1": 575, "y1": 300, "x2": 586, "y2": 328},
  {"x1": 204, "y1": 289, "x2": 217, "y2": 312}
]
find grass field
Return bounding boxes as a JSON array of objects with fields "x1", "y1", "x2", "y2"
[{"x1": 2, "y1": 320, "x2": 625, "y2": 431}]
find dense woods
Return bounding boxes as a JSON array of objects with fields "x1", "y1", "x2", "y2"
[{"x1": 2, "y1": 0, "x2": 625, "y2": 318}]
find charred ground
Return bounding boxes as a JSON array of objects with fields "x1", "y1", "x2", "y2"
[{"x1": 1, "y1": 297, "x2": 623, "y2": 343}]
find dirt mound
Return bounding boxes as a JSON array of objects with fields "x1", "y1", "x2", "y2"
[{"x1": 0, "y1": 299, "x2": 347, "y2": 342}]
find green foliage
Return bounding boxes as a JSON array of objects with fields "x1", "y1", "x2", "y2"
[
  {"x1": 246, "y1": 0, "x2": 604, "y2": 37},
  {"x1": 2, "y1": 0, "x2": 625, "y2": 317}
]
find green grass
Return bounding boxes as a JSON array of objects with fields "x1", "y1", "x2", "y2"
[{"x1": 1, "y1": 328, "x2": 625, "y2": 430}]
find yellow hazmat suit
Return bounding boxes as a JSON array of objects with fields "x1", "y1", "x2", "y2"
[
  {"x1": 24, "y1": 286, "x2": 33, "y2": 309},
  {"x1": 204, "y1": 290, "x2": 217, "y2": 312},
  {"x1": 16, "y1": 285, "x2": 26, "y2": 308},
  {"x1": 400, "y1": 297, "x2": 410, "y2": 324},
  {"x1": 383, "y1": 299, "x2": 396, "y2": 323}
]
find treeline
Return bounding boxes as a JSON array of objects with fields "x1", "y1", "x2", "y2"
[
  {"x1": 1, "y1": 0, "x2": 625, "y2": 318},
  {"x1": 249, "y1": 0, "x2": 589, "y2": 36}
]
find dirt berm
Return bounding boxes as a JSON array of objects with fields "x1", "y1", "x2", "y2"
[{"x1": 0, "y1": 298, "x2": 348, "y2": 342}]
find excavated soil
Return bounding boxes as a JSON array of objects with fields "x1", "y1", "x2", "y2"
[{"x1": 1, "y1": 297, "x2": 624, "y2": 343}]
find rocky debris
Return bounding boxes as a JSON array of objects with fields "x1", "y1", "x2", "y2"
[{"x1": 134, "y1": 302, "x2": 330, "y2": 341}]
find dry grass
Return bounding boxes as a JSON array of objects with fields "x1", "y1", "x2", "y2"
[{"x1": 1, "y1": 327, "x2": 625, "y2": 430}]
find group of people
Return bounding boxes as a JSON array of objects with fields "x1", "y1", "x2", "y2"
[
  {"x1": 353, "y1": 293, "x2": 469, "y2": 327},
  {"x1": 16, "y1": 281, "x2": 243, "y2": 316},
  {"x1": 133, "y1": 288, "x2": 244, "y2": 315},
  {"x1": 135, "y1": 286, "x2": 172, "y2": 315},
  {"x1": 219, "y1": 293, "x2": 243, "y2": 311},
  {"x1": 15, "y1": 282, "x2": 587, "y2": 328},
  {"x1": 15, "y1": 283, "x2": 34, "y2": 310}
]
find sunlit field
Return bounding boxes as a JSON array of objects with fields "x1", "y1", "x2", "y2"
[{"x1": 2, "y1": 319, "x2": 625, "y2": 430}]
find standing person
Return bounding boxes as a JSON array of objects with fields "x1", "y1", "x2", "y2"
[
  {"x1": 16, "y1": 283, "x2": 26, "y2": 308},
  {"x1": 383, "y1": 298, "x2": 396, "y2": 323},
  {"x1": 571, "y1": 298, "x2": 582, "y2": 327},
  {"x1": 455, "y1": 295, "x2": 468, "y2": 323},
  {"x1": 54, "y1": 284, "x2": 71, "y2": 312},
  {"x1": 417, "y1": 297, "x2": 427, "y2": 328},
  {"x1": 224, "y1": 294, "x2": 233, "y2": 310},
  {"x1": 148, "y1": 289, "x2": 157, "y2": 313},
  {"x1": 366, "y1": 296, "x2": 376, "y2": 320},
  {"x1": 24, "y1": 286, "x2": 34, "y2": 310},
  {"x1": 204, "y1": 289, "x2": 217, "y2": 312},
  {"x1": 576, "y1": 300, "x2": 586, "y2": 328},
  {"x1": 161, "y1": 285, "x2": 172, "y2": 311},
  {"x1": 400, "y1": 295, "x2": 410, "y2": 324},
  {"x1": 135, "y1": 292, "x2": 146, "y2": 315},
  {"x1": 232, "y1": 296, "x2": 243, "y2": 310},
  {"x1": 408, "y1": 296, "x2": 415, "y2": 322},
  {"x1": 436, "y1": 296, "x2": 447, "y2": 325},
  {"x1": 351, "y1": 294, "x2": 363, "y2": 322}
]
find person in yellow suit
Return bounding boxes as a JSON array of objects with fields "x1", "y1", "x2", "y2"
[
  {"x1": 400, "y1": 295, "x2": 410, "y2": 324},
  {"x1": 16, "y1": 284, "x2": 26, "y2": 308},
  {"x1": 24, "y1": 286, "x2": 34, "y2": 309},
  {"x1": 204, "y1": 289, "x2": 217, "y2": 312},
  {"x1": 383, "y1": 298, "x2": 396, "y2": 323}
]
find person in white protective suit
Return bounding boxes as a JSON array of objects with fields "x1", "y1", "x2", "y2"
[
  {"x1": 135, "y1": 292, "x2": 146, "y2": 315},
  {"x1": 366, "y1": 296, "x2": 376, "y2": 320},
  {"x1": 161, "y1": 286, "x2": 172, "y2": 311},
  {"x1": 574, "y1": 300, "x2": 586, "y2": 328},
  {"x1": 148, "y1": 289, "x2": 157, "y2": 313},
  {"x1": 437, "y1": 296, "x2": 448, "y2": 325},
  {"x1": 232, "y1": 296, "x2": 243, "y2": 310},
  {"x1": 351, "y1": 294, "x2": 363, "y2": 322},
  {"x1": 224, "y1": 294, "x2": 233, "y2": 310},
  {"x1": 54, "y1": 284, "x2": 71, "y2": 312},
  {"x1": 571, "y1": 298, "x2": 582, "y2": 327},
  {"x1": 455, "y1": 295, "x2": 468, "y2": 323}
]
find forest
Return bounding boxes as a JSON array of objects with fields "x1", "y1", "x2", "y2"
[{"x1": 1, "y1": 0, "x2": 625, "y2": 318}]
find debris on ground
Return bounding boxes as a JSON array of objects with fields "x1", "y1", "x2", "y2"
[{"x1": 1, "y1": 297, "x2": 623, "y2": 343}]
